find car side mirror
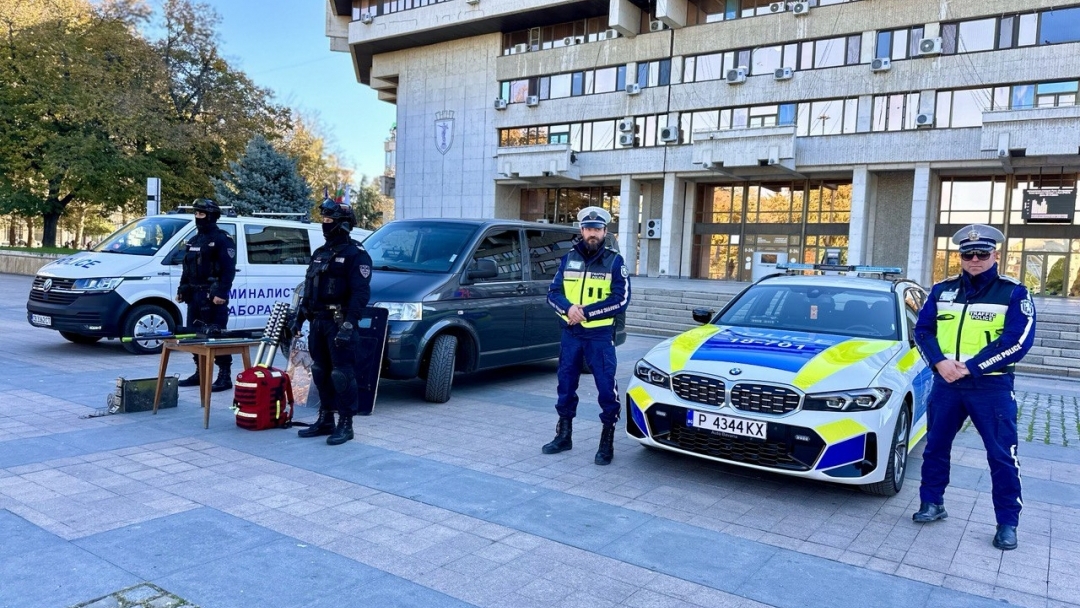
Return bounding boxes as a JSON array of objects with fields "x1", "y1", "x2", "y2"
[
  {"x1": 692, "y1": 308, "x2": 715, "y2": 324},
  {"x1": 465, "y1": 258, "x2": 498, "y2": 281}
]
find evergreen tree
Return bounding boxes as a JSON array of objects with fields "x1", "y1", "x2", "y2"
[{"x1": 213, "y1": 135, "x2": 312, "y2": 216}]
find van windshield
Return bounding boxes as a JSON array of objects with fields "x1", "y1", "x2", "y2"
[
  {"x1": 364, "y1": 222, "x2": 478, "y2": 272},
  {"x1": 94, "y1": 217, "x2": 190, "y2": 256}
]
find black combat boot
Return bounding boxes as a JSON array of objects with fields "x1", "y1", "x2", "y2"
[
  {"x1": 297, "y1": 408, "x2": 335, "y2": 438},
  {"x1": 542, "y1": 417, "x2": 573, "y2": 454},
  {"x1": 594, "y1": 423, "x2": 616, "y2": 466},
  {"x1": 211, "y1": 365, "x2": 232, "y2": 392},
  {"x1": 327, "y1": 414, "x2": 354, "y2": 446},
  {"x1": 177, "y1": 371, "x2": 200, "y2": 387}
]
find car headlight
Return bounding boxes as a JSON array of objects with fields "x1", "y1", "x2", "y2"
[
  {"x1": 634, "y1": 359, "x2": 670, "y2": 389},
  {"x1": 374, "y1": 302, "x2": 423, "y2": 321},
  {"x1": 72, "y1": 277, "x2": 124, "y2": 292},
  {"x1": 803, "y1": 387, "x2": 893, "y2": 412}
]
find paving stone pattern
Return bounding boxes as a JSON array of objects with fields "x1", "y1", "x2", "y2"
[
  {"x1": 2, "y1": 274, "x2": 1080, "y2": 608},
  {"x1": 71, "y1": 583, "x2": 197, "y2": 608}
]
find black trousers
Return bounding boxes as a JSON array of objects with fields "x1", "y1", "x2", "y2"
[{"x1": 308, "y1": 318, "x2": 359, "y2": 416}]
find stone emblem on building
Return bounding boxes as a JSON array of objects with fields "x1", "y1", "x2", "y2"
[{"x1": 434, "y1": 110, "x2": 454, "y2": 155}]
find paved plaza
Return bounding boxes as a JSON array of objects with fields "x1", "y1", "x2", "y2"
[{"x1": 1, "y1": 273, "x2": 1079, "y2": 608}]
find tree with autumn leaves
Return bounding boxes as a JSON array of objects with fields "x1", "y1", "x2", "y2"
[{"x1": 0, "y1": 0, "x2": 386, "y2": 247}]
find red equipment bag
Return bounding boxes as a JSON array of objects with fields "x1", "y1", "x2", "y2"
[{"x1": 232, "y1": 366, "x2": 294, "y2": 430}]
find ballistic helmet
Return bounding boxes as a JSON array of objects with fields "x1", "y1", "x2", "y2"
[
  {"x1": 319, "y1": 198, "x2": 356, "y2": 235},
  {"x1": 191, "y1": 198, "x2": 221, "y2": 222}
]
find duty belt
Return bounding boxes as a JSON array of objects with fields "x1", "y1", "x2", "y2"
[{"x1": 311, "y1": 305, "x2": 343, "y2": 321}]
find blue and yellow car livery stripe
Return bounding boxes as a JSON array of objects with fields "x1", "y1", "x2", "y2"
[
  {"x1": 626, "y1": 385, "x2": 654, "y2": 435},
  {"x1": 676, "y1": 327, "x2": 845, "y2": 373},
  {"x1": 791, "y1": 340, "x2": 899, "y2": 390},
  {"x1": 813, "y1": 419, "x2": 871, "y2": 471}
]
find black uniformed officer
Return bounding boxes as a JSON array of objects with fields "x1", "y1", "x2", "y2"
[
  {"x1": 175, "y1": 199, "x2": 237, "y2": 392},
  {"x1": 291, "y1": 199, "x2": 372, "y2": 446},
  {"x1": 912, "y1": 224, "x2": 1036, "y2": 551},
  {"x1": 543, "y1": 206, "x2": 631, "y2": 465}
]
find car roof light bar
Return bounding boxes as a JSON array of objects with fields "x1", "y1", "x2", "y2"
[{"x1": 777, "y1": 263, "x2": 904, "y2": 278}]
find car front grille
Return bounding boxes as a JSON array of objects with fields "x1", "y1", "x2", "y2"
[
  {"x1": 672, "y1": 373, "x2": 725, "y2": 407},
  {"x1": 30, "y1": 277, "x2": 79, "y2": 305},
  {"x1": 730, "y1": 383, "x2": 801, "y2": 415}
]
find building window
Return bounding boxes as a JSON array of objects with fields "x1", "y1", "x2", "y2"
[
  {"x1": 871, "y1": 93, "x2": 920, "y2": 131},
  {"x1": 934, "y1": 88, "x2": 991, "y2": 128},
  {"x1": 1041, "y1": 6, "x2": 1080, "y2": 45}
]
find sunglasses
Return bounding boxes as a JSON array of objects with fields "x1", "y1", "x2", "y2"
[{"x1": 959, "y1": 250, "x2": 993, "y2": 261}]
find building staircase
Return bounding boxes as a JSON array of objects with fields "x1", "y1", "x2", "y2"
[{"x1": 626, "y1": 277, "x2": 1080, "y2": 379}]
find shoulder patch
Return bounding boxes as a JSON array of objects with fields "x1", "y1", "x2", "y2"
[
  {"x1": 227, "y1": 248, "x2": 235, "y2": 259},
  {"x1": 1020, "y1": 298, "x2": 1034, "y2": 317},
  {"x1": 360, "y1": 264, "x2": 371, "y2": 278},
  {"x1": 620, "y1": 264, "x2": 628, "y2": 278}
]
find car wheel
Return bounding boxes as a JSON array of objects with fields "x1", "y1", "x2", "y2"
[
  {"x1": 861, "y1": 405, "x2": 910, "y2": 497},
  {"x1": 423, "y1": 334, "x2": 457, "y2": 403},
  {"x1": 59, "y1": 331, "x2": 102, "y2": 345},
  {"x1": 121, "y1": 305, "x2": 175, "y2": 355}
]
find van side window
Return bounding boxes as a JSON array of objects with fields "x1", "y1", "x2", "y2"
[
  {"x1": 472, "y1": 229, "x2": 523, "y2": 282},
  {"x1": 165, "y1": 223, "x2": 237, "y2": 265},
  {"x1": 527, "y1": 229, "x2": 576, "y2": 281},
  {"x1": 245, "y1": 225, "x2": 312, "y2": 265}
]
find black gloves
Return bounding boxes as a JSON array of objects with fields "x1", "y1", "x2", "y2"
[{"x1": 334, "y1": 321, "x2": 354, "y2": 348}]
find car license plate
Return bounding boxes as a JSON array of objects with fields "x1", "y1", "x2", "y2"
[
  {"x1": 687, "y1": 410, "x2": 766, "y2": 439},
  {"x1": 31, "y1": 314, "x2": 52, "y2": 327}
]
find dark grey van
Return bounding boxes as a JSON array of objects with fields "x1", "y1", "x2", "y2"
[{"x1": 363, "y1": 218, "x2": 626, "y2": 403}]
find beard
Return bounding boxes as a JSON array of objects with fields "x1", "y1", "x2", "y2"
[{"x1": 584, "y1": 236, "x2": 602, "y2": 252}]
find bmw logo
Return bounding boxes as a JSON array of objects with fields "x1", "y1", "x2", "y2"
[
  {"x1": 729, "y1": 367, "x2": 742, "y2": 376},
  {"x1": 42, "y1": 279, "x2": 53, "y2": 292}
]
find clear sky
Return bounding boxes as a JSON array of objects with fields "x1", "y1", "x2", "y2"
[{"x1": 190, "y1": 0, "x2": 396, "y2": 181}]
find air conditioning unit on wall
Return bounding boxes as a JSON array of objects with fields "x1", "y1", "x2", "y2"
[
  {"x1": 618, "y1": 133, "x2": 639, "y2": 147},
  {"x1": 359, "y1": 12, "x2": 373, "y2": 24},
  {"x1": 645, "y1": 219, "x2": 662, "y2": 239},
  {"x1": 774, "y1": 67, "x2": 794, "y2": 80},
  {"x1": 625, "y1": 83, "x2": 641, "y2": 95},
  {"x1": 513, "y1": 43, "x2": 529, "y2": 54},
  {"x1": 915, "y1": 112, "x2": 935, "y2": 127},
  {"x1": 602, "y1": 29, "x2": 620, "y2": 40},
  {"x1": 726, "y1": 68, "x2": 747, "y2": 84},
  {"x1": 871, "y1": 58, "x2": 892, "y2": 72},
  {"x1": 769, "y1": 2, "x2": 787, "y2": 13},
  {"x1": 659, "y1": 126, "x2": 681, "y2": 143},
  {"x1": 494, "y1": 98, "x2": 508, "y2": 110},
  {"x1": 618, "y1": 117, "x2": 636, "y2": 133},
  {"x1": 791, "y1": 1, "x2": 810, "y2": 15},
  {"x1": 526, "y1": 95, "x2": 539, "y2": 107},
  {"x1": 649, "y1": 20, "x2": 668, "y2": 32},
  {"x1": 918, "y1": 37, "x2": 943, "y2": 55}
]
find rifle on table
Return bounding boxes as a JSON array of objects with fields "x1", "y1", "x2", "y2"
[{"x1": 122, "y1": 322, "x2": 264, "y2": 343}]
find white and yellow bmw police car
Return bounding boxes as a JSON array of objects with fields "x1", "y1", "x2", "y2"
[{"x1": 626, "y1": 264, "x2": 932, "y2": 496}]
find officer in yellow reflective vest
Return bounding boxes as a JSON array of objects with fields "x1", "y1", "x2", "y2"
[
  {"x1": 912, "y1": 224, "x2": 1036, "y2": 551},
  {"x1": 543, "y1": 206, "x2": 631, "y2": 465}
]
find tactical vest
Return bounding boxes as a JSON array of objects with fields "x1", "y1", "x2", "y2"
[
  {"x1": 561, "y1": 248, "x2": 617, "y2": 328},
  {"x1": 934, "y1": 275, "x2": 1015, "y2": 375}
]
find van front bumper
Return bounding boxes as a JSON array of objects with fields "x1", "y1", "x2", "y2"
[
  {"x1": 382, "y1": 321, "x2": 424, "y2": 379},
  {"x1": 26, "y1": 291, "x2": 129, "y2": 337}
]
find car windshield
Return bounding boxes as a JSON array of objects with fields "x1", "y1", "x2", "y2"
[
  {"x1": 717, "y1": 284, "x2": 900, "y2": 340},
  {"x1": 363, "y1": 222, "x2": 478, "y2": 272},
  {"x1": 94, "y1": 217, "x2": 190, "y2": 256}
]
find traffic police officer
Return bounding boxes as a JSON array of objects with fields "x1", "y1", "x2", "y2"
[
  {"x1": 543, "y1": 206, "x2": 631, "y2": 465},
  {"x1": 291, "y1": 199, "x2": 372, "y2": 446},
  {"x1": 912, "y1": 224, "x2": 1036, "y2": 550},
  {"x1": 175, "y1": 198, "x2": 237, "y2": 392}
]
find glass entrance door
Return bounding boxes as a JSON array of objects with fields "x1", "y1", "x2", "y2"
[{"x1": 1022, "y1": 253, "x2": 1067, "y2": 296}]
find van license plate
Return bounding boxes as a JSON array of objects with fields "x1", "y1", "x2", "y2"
[
  {"x1": 31, "y1": 314, "x2": 52, "y2": 327},
  {"x1": 687, "y1": 410, "x2": 766, "y2": 439}
]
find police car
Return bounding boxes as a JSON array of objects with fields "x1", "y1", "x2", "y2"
[
  {"x1": 26, "y1": 212, "x2": 370, "y2": 354},
  {"x1": 625, "y1": 264, "x2": 931, "y2": 496}
]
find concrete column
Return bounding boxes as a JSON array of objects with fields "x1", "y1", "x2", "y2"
[
  {"x1": 658, "y1": 173, "x2": 687, "y2": 278},
  {"x1": 906, "y1": 164, "x2": 939, "y2": 285},
  {"x1": 609, "y1": 0, "x2": 641, "y2": 37},
  {"x1": 618, "y1": 176, "x2": 642, "y2": 275},
  {"x1": 680, "y1": 181, "x2": 696, "y2": 277},
  {"x1": 848, "y1": 166, "x2": 877, "y2": 265}
]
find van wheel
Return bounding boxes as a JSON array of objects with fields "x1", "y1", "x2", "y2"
[
  {"x1": 424, "y1": 334, "x2": 457, "y2": 403},
  {"x1": 121, "y1": 305, "x2": 175, "y2": 355},
  {"x1": 59, "y1": 331, "x2": 101, "y2": 345},
  {"x1": 861, "y1": 405, "x2": 910, "y2": 497}
]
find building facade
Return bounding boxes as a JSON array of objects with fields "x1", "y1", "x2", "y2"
[{"x1": 326, "y1": 0, "x2": 1080, "y2": 294}]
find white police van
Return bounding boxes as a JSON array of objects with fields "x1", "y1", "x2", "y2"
[{"x1": 26, "y1": 212, "x2": 370, "y2": 354}]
